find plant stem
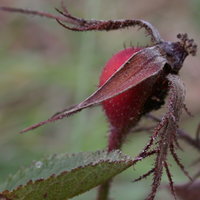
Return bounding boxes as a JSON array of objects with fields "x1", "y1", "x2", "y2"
[
  {"x1": 97, "y1": 127, "x2": 128, "y2": 200},
  {"x1": 96, "y1": 181, "x2": 111, "y2": 200},
  {"x1": 108, "y1": 127, "x2": 125, "y2": 151}
]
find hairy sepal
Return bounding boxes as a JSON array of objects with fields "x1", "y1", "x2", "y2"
[
  {"x1": 147, "y1": 74, "x2": 186, "y2": 200},
  {"x1": 21, "y1": 46, "x2": 167, "y2": 133}
]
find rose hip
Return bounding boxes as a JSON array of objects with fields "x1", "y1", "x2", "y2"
[{"x1": 0, "y1": 4, "x2": 197, "y2": 200}]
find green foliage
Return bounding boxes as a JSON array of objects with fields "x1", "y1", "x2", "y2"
[{"x1": 0, "y1": 150, "x2": 133, "y2": 200}]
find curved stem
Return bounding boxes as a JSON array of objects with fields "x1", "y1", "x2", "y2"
[{"x1": 0, "y1": 5, "x2": 162, "y2": 44}]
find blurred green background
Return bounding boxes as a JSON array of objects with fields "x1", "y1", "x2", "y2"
[{"x1": 0, "y1": 0, "x2": 200, "y2": 199}]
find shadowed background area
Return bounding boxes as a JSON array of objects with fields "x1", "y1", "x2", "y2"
[{"x1": 0, "y1": 0, "x2": 199, "y2": 199}]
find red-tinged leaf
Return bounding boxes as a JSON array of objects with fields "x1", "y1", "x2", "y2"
[{"x1": 20, "y1": 46, "x2": 167, "y2": 133}]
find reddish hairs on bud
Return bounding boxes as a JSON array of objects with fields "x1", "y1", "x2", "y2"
[{"x1": 99, "y1": 48, "x2": 142, "y2": 129}]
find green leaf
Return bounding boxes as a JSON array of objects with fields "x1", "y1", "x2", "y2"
[{"x1": 0, "y1": 150, "x2": 134, "y2": 200}]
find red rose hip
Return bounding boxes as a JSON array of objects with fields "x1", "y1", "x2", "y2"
[{"x1": 99, "y1": 47, "x2": 165, "y2": 150}]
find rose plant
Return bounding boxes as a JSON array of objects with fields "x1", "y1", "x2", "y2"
[{"x1": 0, "y1": 2, "x2": 199, "y2": 200}]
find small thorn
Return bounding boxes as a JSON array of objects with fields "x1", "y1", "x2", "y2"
[{"x1": 132, "y1": 168, "x2": 155, "y2": 182}]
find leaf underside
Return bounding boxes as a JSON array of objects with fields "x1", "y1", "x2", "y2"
[{"x1": 0, "y1": 150, "x2": 133, "y2": 200}]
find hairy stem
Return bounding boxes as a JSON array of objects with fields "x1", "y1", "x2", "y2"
[
  {"x1": 108, "y1": 127, "x2": 127, "y2": 151},
  {"x1": 97, "y1": 127, "x2": 126, "y2": 200},
  {"x1": 0, "y1": 4, "x2": 162, "y2": 43}
]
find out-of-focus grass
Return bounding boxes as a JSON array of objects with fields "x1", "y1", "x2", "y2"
[{"x1": 0, "y1": 0, "x2": 199, "y2": 199}]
